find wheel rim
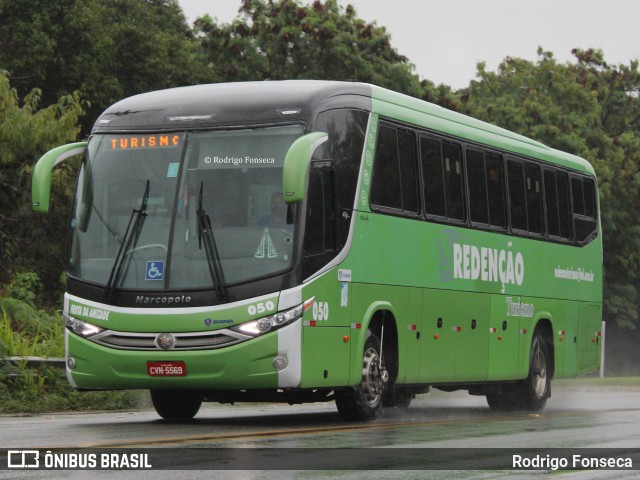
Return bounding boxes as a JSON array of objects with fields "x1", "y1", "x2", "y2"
[
  {"x1": 361, "y1": 345, "x2": 383, "y2": 406},
  {"x1": 532, "y1": 343, "x2": 547, "y2": 398}
]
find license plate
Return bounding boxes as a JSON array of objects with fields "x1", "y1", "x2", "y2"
[{"x1": 147, "y1": 361, "x2": 187, "y2": 377}]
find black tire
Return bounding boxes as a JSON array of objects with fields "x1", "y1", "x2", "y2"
[
  {"x1": 383, "y1": 387, "x2": 413, "y2": 408},
  {"x1": 335, "y1": 332, "x2": 385, "y2": 421},
  {"x1": 518, "y1": 333, "x2": 552, "y2": 411},
  {"x1": 486, "y1": 331, "x2": 551, "y2": 413},
  {"x1": 150, "y1": 389, "x2": 203, "y2": 421}
]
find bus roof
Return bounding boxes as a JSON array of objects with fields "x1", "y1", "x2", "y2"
[
  {"x1": 93, "y1": 80, "x2": 594, "y2": 176},
  {"x1": 369, "y1": 85, "x2": 595, "y2": 176},
  {"x1": 93, "y1": 80, "x2": 371, "y2": 133}
]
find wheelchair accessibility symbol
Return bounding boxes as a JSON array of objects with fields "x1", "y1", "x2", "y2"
[{"x1": 145, "y1": 261, "x2": 165, "y2": 281}]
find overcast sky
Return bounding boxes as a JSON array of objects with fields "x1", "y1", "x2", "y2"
[{"x1": 179, "y1": 0, "x2": 640, "y2": 89}]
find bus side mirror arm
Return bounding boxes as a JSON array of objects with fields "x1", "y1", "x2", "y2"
[
  {"x1": 282, "y1": 132, "x2": 328, "y2": 204},
  {"x1": 32, "y1": 142, "x2": 87, "y2": 212}
]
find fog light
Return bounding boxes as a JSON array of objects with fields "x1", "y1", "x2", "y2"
[
  {"x1": 257, "y1": 318, "x2": 272, "y2": 333},
  {"x1": 272, "y1": 356, "x2": 288, "y2": 371},
  {"x1": 67, "y1": 356, "x2": 76, "y2": 370}
]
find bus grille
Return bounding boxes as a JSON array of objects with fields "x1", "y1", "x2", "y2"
[{"x1": 89, "y1": 329, "x2": 249, "y2": 351}]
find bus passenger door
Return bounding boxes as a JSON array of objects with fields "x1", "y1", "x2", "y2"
[{"x1": 420, "y1": 289, "x2": 457, "y2": 382}]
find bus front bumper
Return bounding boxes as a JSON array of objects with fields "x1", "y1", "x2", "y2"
[{"x1": 64, "y1": 329, "x2": 281, "y2": 390}]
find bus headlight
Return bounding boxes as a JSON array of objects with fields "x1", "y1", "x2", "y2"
[
  {"x1": 63, "y1": 313, "x2": 104, "y2": 338},
  {"x1": 233, "y1": 297, "x2": 314, "y2": 337}
]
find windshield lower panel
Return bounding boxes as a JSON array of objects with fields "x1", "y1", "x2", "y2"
[{"x1": 68, "y1": 126, "x2": 304, "y2": 295}]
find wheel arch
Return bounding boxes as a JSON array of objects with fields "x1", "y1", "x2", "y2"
[
  {"x1": 355, "y1": 302, "x2": 400, "y2": 384},
  {"x1": 532, "y1": 315, "x2": 555, "y2": 379}
]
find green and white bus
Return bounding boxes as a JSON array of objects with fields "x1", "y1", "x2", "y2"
[{"x1": 32, "y1": 81, "x2": 602, "y2": 421}]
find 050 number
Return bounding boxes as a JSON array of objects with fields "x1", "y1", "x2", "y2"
[
  {"x1": 248, "y1": 301, "x2": 275, "y2": 316},
  {"x1": 312, "y1": 301, "x2": 330, "y2": 321}
]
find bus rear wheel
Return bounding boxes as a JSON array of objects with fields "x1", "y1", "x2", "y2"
[
  {"x1": 486, "y1": 331, "x2": 551, "y2": 412},
  {"x1": 150, "y1": 389, "x2": 203, "y2": 421},
  {"x1": 335, "y1": 332, "x2": 385, "y2": 421}
]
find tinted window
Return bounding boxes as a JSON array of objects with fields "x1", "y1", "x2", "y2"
[
  {"x1": 304, "y1": 109, "x2": 368, "y2": 278},
  {"x1": 507, "y1": 160, "x2": 527, "y2": 231},
  {"x1": 313, "y1": 109, "x2": 368, "y2": 214},
  {"x1": 421, "y1": 136, "x2": 446, "y2": 216},
  {"x1": 371, "y1": 125, "x2": 402, "y2": 209},
  {"x1": 572, "y1": 176, "x2": 598, "y2": 243},
  {"x1": 486, "y1": 153, "x2": 506, "y2": 228},
  {"x1": 443, "y1": 142, "x2": 465, "y2": 221},
  {"x1": 525, "y1": 163, "x2": 543, "y2": 235},
  {"x1": 371, "y1": 124, "x2": 419, "y2": 214},
  {"x1": 421, "y1": 136, "x2": 464, "y2": 221},
  {"x1": 544, "y1": 170, "x2": 560, "y2": 237},
  {"x1": 544, "y1": 169, "x2": 572, "y2": 241},
  {"x1": 557, "y1": 172, "x2": 571, "y2": 239},
  {"x1": 466, "y1": 149, "x2": 506, "y2": 228},
  {"x1": 398, "y1": 129, "x2": 419, "y2": 213},
  {"x1": 467, "y1": 149, "x2": 488, "y2": 224}
]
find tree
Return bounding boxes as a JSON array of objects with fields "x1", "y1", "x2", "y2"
[
  {"x1": 0, "y1": 73, "x2": 83, "y2": 302},
  {"x1": 459, "y1": 48, "x2": 640, "y2": 329},
  {"x1": 0, "y1": 0, "x2": 212, "y2": 133},
  {"x1": 193, "y1": 0, "x2": 423, "y2": 97}
]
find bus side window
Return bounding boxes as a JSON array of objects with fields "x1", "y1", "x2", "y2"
[
  {"x1": 544, "y1": 169, "x2": 561, "y2": 237},
  {"x1": 370, "y1": 124, "x2": 419, "y2": 215},
  {"x1": 443, "y1": 142, "x2": 464, "y2": 221},
  {"x1": 302, "y1": 167, "x2": 338, "y2": 279},
  {"x1": 421, "y1": 135, "x2": 464, "y2": 222},
  {"x1": 557, "y1": 171, "x2": 572, "y2": 240},
  {"x1": 544, "y1": 169, "x2": 572, "y2": 242},
  {"x1": 571, "y1": 176, "x2": 598, "y2": 243},
  {"x1": 507, "y1": 159, "x2": 527, "y2": 232},
  {"x1": 466, "y1": 148, "x2": 506, "y2": 229},
  {"x1": 466, "y1": 149, "x2": 489, "y2": 224},
  {"x1": 485, "y1": 152, "x2": 506, "y2": 228},
  {"x1": 524, "y1": 162, "x2": 543, "y2": 235},
  {"x1": 421, "y1": 136, "x2": 446, "y2": 217}
]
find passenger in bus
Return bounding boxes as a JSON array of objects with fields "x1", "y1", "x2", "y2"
[{"x1": 258, "y1": 192, "x2": 289, "y2": 229}]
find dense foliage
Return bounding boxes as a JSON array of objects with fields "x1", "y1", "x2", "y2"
[
  {"x1": 0, "y1": 0, "x2": 638, "y2": 334},
  {"x1": 459, "y1": 48, "x2": 640, "y2": 328}
]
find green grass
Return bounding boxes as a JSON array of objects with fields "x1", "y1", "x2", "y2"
[{"x1": 0, "y1": 298, "x2": 144, "y2": 414}]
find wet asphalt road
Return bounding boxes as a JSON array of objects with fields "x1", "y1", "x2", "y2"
[{"x1": 1, "y1": 385, "x2": 640, "y2": 479}]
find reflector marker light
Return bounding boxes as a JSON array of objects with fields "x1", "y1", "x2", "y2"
[
  {"x1": 454, "y1": 326, "x2": 462, "y2": 332},
  {"x1": 520, "y1": 329, "x2": 527, "y2": 335},
  {"x1": 303, "y1": 297, "x2": 315, "y2": 314},
  {"x1": 407, "y1": 324, "x2": 417, "y2": 331},
  {"x1": 351, "y1": 323, "x2": 362, "y2": 329},
  {"x1": 559, "y1": 330, "x2": 566, "y2": 336},
  {"x1": 489, "y1": 327, "x2": 497, "y2": 333}
]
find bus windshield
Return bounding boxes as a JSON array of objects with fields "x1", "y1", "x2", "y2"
[{"x1": 68, "y1": 125, "x2": 304, "y2": 292}]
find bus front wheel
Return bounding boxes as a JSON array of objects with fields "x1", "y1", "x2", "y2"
[
  {"x1": 150, "y1": 389, "x2": 202, "y2": 421},
  {"x1": 335, "y1": 332, "x2": 385, "y2": 421}
]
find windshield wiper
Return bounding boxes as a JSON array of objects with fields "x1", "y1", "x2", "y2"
[
  {"x1": 104, "y1": 180, "x2": 150, "y2": 302},
  {"x1": 197, "y1": 181, "x2": 228, "y2": 301}
]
